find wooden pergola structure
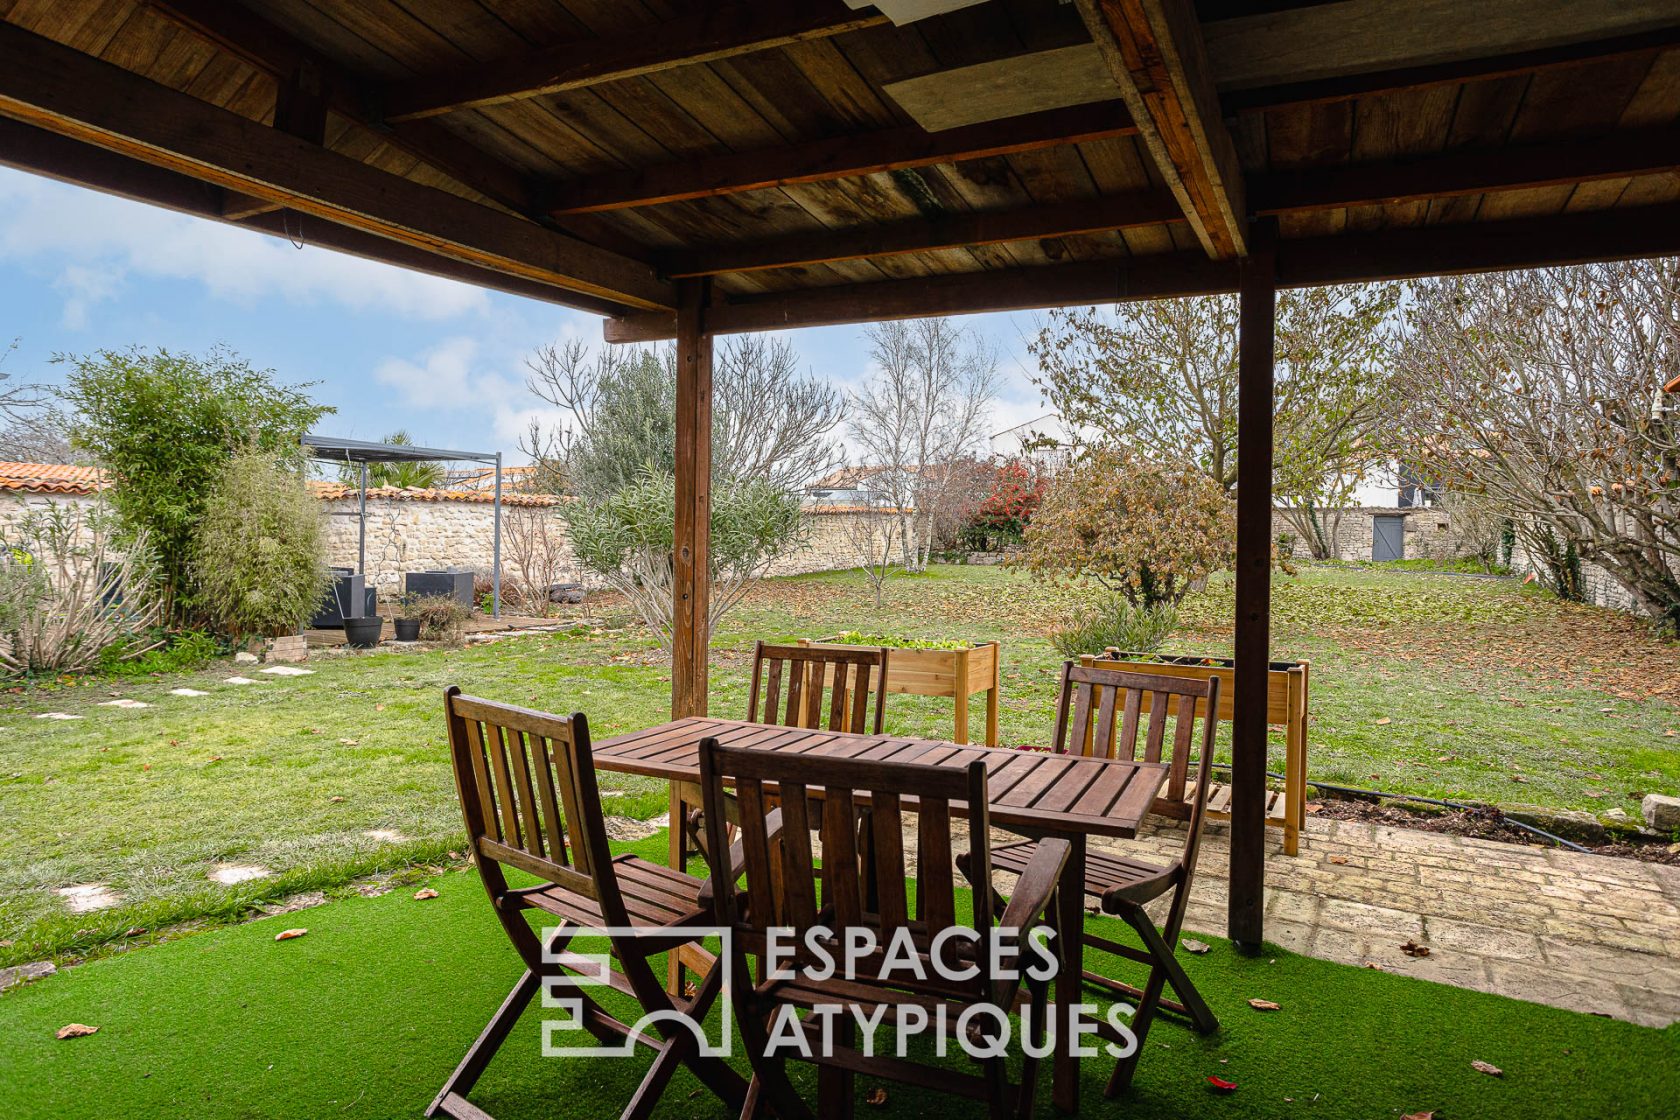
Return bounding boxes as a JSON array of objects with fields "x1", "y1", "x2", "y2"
[{"x1": 6, "y1": 0, "x2": 1680, "y2": 948}]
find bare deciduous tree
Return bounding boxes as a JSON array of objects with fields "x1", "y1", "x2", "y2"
[
  {"x1": 503, "y1": 504, "x2": 575, "y2": 615},
  {"x1": 1393, "y1": 261, "x2": 1680, "y2": 624},
  {"x1": 1028, "y1": 285, "x2": 1401, "y2": 559},
  {"x1": 840, "y1": 500, "x2": 901, "y2": 609},
  {"x1": 849, "y1": 319, "x2": 1000, "y2": 571}
]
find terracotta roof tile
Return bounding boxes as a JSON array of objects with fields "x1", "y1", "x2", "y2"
[
  {"x1": 0, "y1": 462, "x2": 557, "y2": 506},
  {"x1": 0, "y1": 462, "x2": 107, "y2": 495}
]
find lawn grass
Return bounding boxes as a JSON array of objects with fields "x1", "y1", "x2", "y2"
[
  {"x1": 2, "y1": 830, "x2": 1675, "y2": 1120},
  {"x1": 3, "y1": 564, "x2": 1677, "y2": 965}
]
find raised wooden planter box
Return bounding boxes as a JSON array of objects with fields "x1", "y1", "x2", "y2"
[
  {"x1": 1079, "y1": 649, "x2": 1310, "y2": 856},
  {"x1": 799, "y1": 638, "x2": 1001, "y2": 746}
]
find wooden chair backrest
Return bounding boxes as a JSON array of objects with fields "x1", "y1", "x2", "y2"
[
  {"x1": 1053, "y1": 663, "x2": 1221, "y2": 835},
  {"x1": 444, "y1": 687, "x2": 622, "y2": 920},
  {"x1": 746, "y1": 640, "x2": 890, "y2": 734},
  {"x1": 698, "y1": 740, "x2": 993, "y2": 1001}
]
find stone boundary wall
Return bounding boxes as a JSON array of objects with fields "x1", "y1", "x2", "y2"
[
  {"x1": 1507, "y1": 533, "x2": 1648, "y2": 615},
  {"x1": 1272, "y1": 506, "x2": 1465, "y2": 563}
]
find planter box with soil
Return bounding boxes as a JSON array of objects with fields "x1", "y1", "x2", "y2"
[{"x1": 799, "y1": 635, "x2": 1000, "y2": 746}]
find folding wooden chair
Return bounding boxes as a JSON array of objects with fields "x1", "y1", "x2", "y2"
[
  {"x1": 433, "y1": 687, "x2": 747, "y2": 1120},
  {"x1": 960, "y1": 663, "x2": 1222, "y2": 1097},
  {"x1": 747, "y1": 640, "x2": 890, "y2": 734},
  {"x1": 699, "y1": 739, "x2": 1069, "y2": 1120},
  {"x1": 677, "y1": 640, "x2": 890, "y2": 865}
]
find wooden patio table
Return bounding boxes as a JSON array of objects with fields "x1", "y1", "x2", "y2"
[{"x1": 594, "y1": 716, "x2": 1170, "y2": 1113}]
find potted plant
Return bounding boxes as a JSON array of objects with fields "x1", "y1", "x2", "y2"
[
  {"x1": 392, "y1": 595, "x2": 422, "y2": 641},
  {"x1": 343, "y1": 612, "x2": 384, "y2": 648}
]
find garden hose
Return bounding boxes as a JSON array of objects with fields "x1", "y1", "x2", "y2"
[{"x1": 1206, "y1": 762, "x2": 1594, "y2": 854}]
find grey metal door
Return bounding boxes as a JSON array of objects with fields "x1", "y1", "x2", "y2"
[{"x1": 1372, "y1": 515, "x2": 1405, "y2": 562}]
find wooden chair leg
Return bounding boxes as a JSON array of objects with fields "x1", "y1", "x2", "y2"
[
  {"x1": 1124, "y1": 909, "x2": 1218, "y2": 1035},
  {"x1": 428, "y1": 969, "x2": 541, "y2": 1118},
  {"x1": 739, "y1": 1011, "x2": 813, "y2": 1120},
  {"x1": 1105, "y1": 958, "x2": 1168, "y2": 1097},
  {"x1": 818, "y1": 1015, "x2": 855, "y2": 1120}
]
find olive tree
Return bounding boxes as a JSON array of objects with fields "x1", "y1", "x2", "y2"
[{"x1": 566, "y1": 468, "x2": 804, "y2": 649}]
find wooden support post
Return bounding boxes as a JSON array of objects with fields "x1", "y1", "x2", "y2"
[
  {"x1": 671, "y1": 279, "x2": 713, "y2": 720},
  {"x1": 1229, "y1": 220, "x2": 1276, "y2": 950}
]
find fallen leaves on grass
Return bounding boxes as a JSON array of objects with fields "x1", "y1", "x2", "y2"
[
  {"x1": 1181, "y1": 938, "x2": 1211, "y2": 954},
  {"x1": 1375, "y1": 717, "x2": 1392, "y2": 726},
  {"x1": 1401, "y1": 1111, "x2": 1437, "y2": 1120},
  {"x1": 338, "y1": 738, "x2": 359, "y2": 746},
  {"x1": 275, "y1": 928, "x2": 308, "y2": 942},
  {"x1": 329, "y1": 796, "x2": 346, "y2": 803},
  {"x1": 1247, "y1": 999, "x2": 1280, "y2": 1011},
  {"x1": 1399, "y1": 940, "x2": 1431, "y2": 958},
  {"x1": 864, "y1": 1088, "x2": 889, "y2": 1107},
  {"x1": 1471, "y1": 1060, "x2": 1503, "y2": 1077},
  {"x1": 413, "y1": 888, "x2": 439, "y2": 900},
  {"x1": 1206, "y1": 1076, "x2": 1237, "y2": 1093},
  {"x1": 55, "y1": 1024, "x2": 98, "y2": 1039}
]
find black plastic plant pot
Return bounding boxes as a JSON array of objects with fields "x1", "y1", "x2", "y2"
[
  {"x1": 393, "y1": 618, "x2": 422, "y2": 641},
  {"x1": 344, "y1": 615, "x2": 384, "y2": 648}
]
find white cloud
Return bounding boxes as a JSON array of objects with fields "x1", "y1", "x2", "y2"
[{"x1": 0, "y1": 167, "x2": 491, "y2": 325}]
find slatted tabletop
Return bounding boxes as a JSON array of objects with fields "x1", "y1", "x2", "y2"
[{"x1": 594, "y1": 717, "x2": 1167, "y2": 840}]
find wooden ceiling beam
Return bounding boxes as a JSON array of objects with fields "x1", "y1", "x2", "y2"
[
  {"x1": 1254, "y1": 127, "x2": 1680, "y2": 214},
  {"x1": 547, "y1": 102, "x2": 1135, "y2": 214},
  {"x1": 381, "y1": 1, "x2": 888, "y2": 123},
  {"x1": 662, "y1": 191, "x2": 1184, "y2": 277},
  {"x1": 1223, "y1": 26, "x2": 1680, "y2": 115},
  {"x1": 0, "y1": 20, "x2": 671, "y2": 311},
  {"x1": 0, "y1": 116, "x2": 626, "y2": 314},
  {"x1": 145, "y1": 0, "x2": 543, "y2": 218},
  {"x1": 606, "y1": 201, "x2": 1680, "y2": 340},
  {"x1": 1076, "y1": 0, "x2": 1247, "y2": 259}
]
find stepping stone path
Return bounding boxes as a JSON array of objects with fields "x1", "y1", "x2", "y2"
[
  {"x1": 234, "y1": 652, "x2": 259, "y2": 664},
  {"x1": 222, "y1": 676, "x2": 261, "y2": 685},
  {"x1": 0, "y1": 960, "x2": 55, "y2": 991},
  {"x1": 34, "y1": 712, "x2": 82, "y2": 720},
  {"x1": 99, "y1": 699, "x2": 150, "y2": 709},
  {"x1": 170, "y1": 688, "x2": 209, "y2": 697},
  {"x1": 258, "y1": 666, "x2": 313, "y2": 677},
  {"x1": 56, "y1": 884, "x2": 121, "y2": 913},
  {"x1": 208, "y1": 864, "x2": 269, "y2": 885},
  {"x1": 363, "y1": 829, "x2": 407, "y2": 843}
]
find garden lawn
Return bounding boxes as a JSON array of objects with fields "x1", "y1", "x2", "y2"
[
  {"x1": 1, "y1": 832, "x2": 1675, "y2": 1120},
  {"x1": 4, "y1": 564, "x2": 1678, "y2": 966}
]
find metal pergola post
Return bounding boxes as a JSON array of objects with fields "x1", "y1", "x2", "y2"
[
  {"x1": 357, "y1": 460, "x2": 367, "y2": 576},
  {"x1": 492, "y1": 450, "x2": 502, "y2": 618}
]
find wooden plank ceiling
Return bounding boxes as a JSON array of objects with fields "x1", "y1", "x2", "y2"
[{"x1": 0, "y1": 0, "x2": 1678, "y2": 337}]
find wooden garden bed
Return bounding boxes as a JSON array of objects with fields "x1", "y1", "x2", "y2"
[{"x1": 799, "y1": 638, "x2": 1001, "y2": 746}]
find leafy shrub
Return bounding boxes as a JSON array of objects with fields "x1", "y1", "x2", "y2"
[
  {"x1": 98, "y1": 629, "x2": 222, "y2": 676},
  {"x1": 193, "y1": 451, "x2": 328, "y2": 639},
  {"x1": 59, "y1": 346, "x2": 330, "y2": 624},
  {"x1": 1050, "y1": 596, "x2": 1178, "y2": 659},
  {"x1": 1020, "y1": 446, "x2": 1233, "y2": 608},
  {"x1": 0, "y1": 501, "x2": 162, "y2": 675}
]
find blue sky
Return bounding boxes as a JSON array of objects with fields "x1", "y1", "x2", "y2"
[{"x1": 0, "y1": 165, "x2": 1055, "y2": 463}]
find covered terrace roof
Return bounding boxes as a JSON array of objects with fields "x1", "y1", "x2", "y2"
[{"x1": 2, "y1": 1, "x2": 1678, "y2": 341}]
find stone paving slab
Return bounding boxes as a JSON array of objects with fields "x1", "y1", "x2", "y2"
[{"x1": 1096, "y1": 816, "x2": 1680, "y2": 1029}]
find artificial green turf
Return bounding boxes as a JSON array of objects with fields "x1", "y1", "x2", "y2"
[{"x1": 2, "y1": 832, "x2": 1675, "y2": 1120}]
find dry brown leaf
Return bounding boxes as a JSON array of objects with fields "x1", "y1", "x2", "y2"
[
  {"x1": 1180, "y1": 938, "x2": 1211, "y2": 955},
  {"x1": 1401, "y1": 1111, "x2": 1437, "y2": 1120},
  {"x1": 123, "y1": 927, "x2": 146, "y2": 937},
  {"x1": 1399, "y1": 940, "x2": 1431, "y2": 958},
  {"x1": 1362, "y1": 961, "x2": 1385, "y2": 971},
  {"x1": 1471, "y1": 1060, "x2": 1503, "y2": 1077},
  {"x1": 1374, "y1": 717, "x2": 1392, "y2": 725},
  {"x1": 864, "y1": 1088, "x2": 889, "y2": 1107},
  {"x1": 275, "y1": 928, "x2": 308, "y2": 942},
  {"x1": 329, "y1": 796, "x2": 346, "y2": 803},
  {"x1": 1247, "y1": 999, "x2": 1280, "y2": 1011},
  {"x1": 375, "y1": 704, "x2": 386, "y2": 711},
  {"x1": 338, "y1": 738, "x2": 359, "y2": 746},
  {"x1": 56, "y1": 1023, "x2": 98, "y2": 1039},
  {"x1": 1328, "y1": 855, "x2": 1349, "y2": 865},
  {"x1": 413, "y1": 888, "x2": 439, "y2": 900}
]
